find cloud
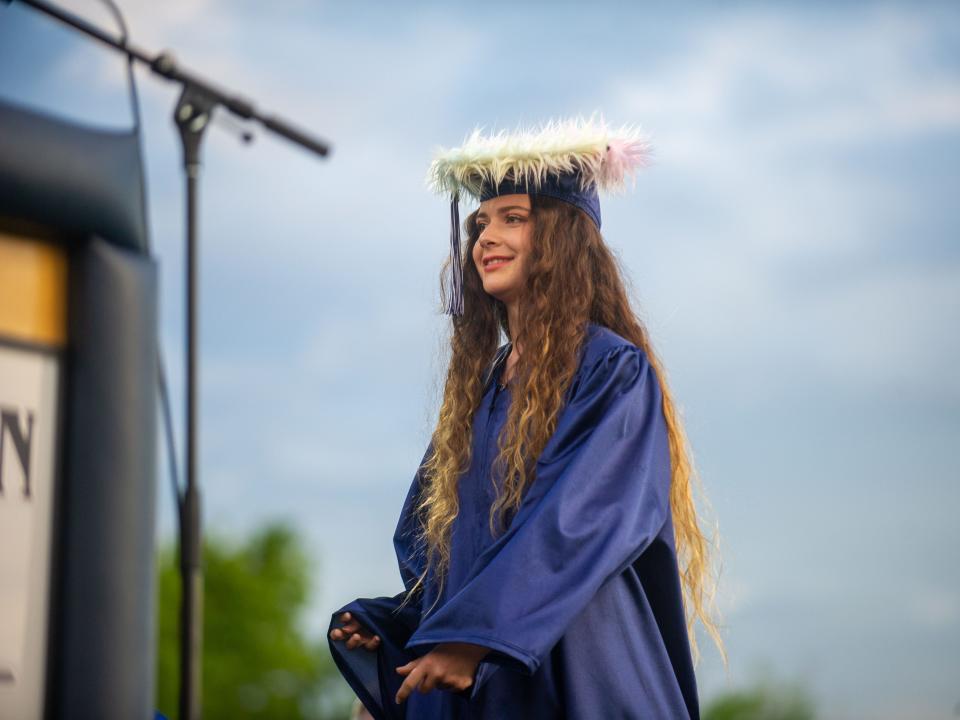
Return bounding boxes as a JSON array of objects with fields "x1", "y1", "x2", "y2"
[
  {"x1": 597, "y1": 3, "x2": 960, "y2": 405},
  {"x1": 612, "y1": 4, "x2": 960, "y2": 155}
]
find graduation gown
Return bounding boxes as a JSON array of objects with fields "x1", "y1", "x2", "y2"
[{"x1": 328, "y1": 323, "x2": 700, "y2": 719}]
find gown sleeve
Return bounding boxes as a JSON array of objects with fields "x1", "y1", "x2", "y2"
[
  {"x1": 404, "y1": 343, "x2": 673, "y2": 699},
  {"x1": 326, "y1": 445, "x2": 432, "y2": 720}
]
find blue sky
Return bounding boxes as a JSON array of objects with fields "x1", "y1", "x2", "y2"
[{"x1": 2, "y1": 1, "x2": 958, "y2": 717}]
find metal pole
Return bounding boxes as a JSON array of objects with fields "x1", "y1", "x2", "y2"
[
  {"x1": 7, "y1": 6, "x2": 332, "y2": 717},
  {"x1": 176, "y1": 87, "x2": 211, "y2": 720},
  {"x1": 15, "y1": 0, "x2": 330, "y2": 158}
]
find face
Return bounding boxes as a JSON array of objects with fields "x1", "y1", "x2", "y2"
[{"x1": 471, "y1": 194, "x2": 533, "y2": 305}]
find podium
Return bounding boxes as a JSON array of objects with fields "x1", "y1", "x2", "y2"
[{"x1": 0, "y1": 98, "x2": 158, "y2": 719}]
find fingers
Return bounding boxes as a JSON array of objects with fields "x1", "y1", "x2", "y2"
[
  {"x1": 419, "y1": 673, "x2": 439, "y2": 694},
  {"x1": 332, "y1": 613, "x2": 367, "y2": 636},
  {"x1": 328, "y1": 628, "x2": 377, "y2": 649},
  {"x1": 394, "y1": 658, "x2": 468, "y2": 703},
  {"x1": 328, "y1": 613, "x2": 381, "y2": 652},
  {"x1": 340, "y1": 620, "x2": 363, "y2": 635},
  {"x1": 337, "y1": 616, "x2": 365, "y2": 635},
  {"x1": 359, "y1": 635, "x2": 381, "y2": 651},
  {"x1": 395, "y1": 664, "x2": 423, "y2": 704},
  {"x1": 395, "y1": 659, "x2": 417, "y2": 676}
]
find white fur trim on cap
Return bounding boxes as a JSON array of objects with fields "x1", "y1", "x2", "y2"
[{"x1": 427, "y1": 115, "x2": 654, "y2": 199}]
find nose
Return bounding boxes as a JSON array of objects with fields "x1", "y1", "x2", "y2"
[{"x1": 478, "y1": 228, "x2": 499, "y2": 247}]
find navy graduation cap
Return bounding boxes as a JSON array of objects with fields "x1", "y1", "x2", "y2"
[{"x1": 427, "y1": 116, "x2": 655, "y2": 316}]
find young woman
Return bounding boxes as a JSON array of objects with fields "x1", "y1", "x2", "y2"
[{"x1": 328, "y1": 118, "x2": 725, "y2": 719}]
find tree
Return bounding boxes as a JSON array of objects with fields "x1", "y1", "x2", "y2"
[
  {"x1": 155, "y1": 523, "x2": 355, "y2": 719},
  {"x1": 703, "y1": 677, "x2": 817, "y2": 720}
]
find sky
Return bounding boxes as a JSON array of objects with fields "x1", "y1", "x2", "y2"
[{"x1": 1, "y1": 1, "x2": 958, "y2": 717}]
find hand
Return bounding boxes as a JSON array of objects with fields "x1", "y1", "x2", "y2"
[
  {"x1": 395, "y1": 642, "x2": 491, "y2": 704},
  {"x1": 329, "y1": 612, "x2": 381, "y2": 651}
]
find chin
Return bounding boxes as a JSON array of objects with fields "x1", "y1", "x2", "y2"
[
  {"x1": 484, "y1": 285, "x2": 510, "y2": 300},
  {"x1": 483, "y1": 279, "x2": 515, "y2": 294}
]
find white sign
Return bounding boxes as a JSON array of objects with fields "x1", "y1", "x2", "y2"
[{"x1": 0, "y1": 343, "x2": 60, "y2": 720}]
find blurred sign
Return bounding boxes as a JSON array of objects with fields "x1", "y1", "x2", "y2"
[
  {"x1": 0, "y1": 232, "x2": 66, "y2": 719},
  {"x1": 0, "y1": 346, "x2": 60, "y2": 719}
]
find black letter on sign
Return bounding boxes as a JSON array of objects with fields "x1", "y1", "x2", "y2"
[{"x1": 0, "y1": 409, "x2": 34, "y2": 498}]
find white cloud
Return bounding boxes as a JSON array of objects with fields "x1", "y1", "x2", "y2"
[
  {"x1": 598, "y1": 3, "x2": 960, "y2": 405},
  {"x1": 613, "y1": 4, "x2": 960, "y2": 156}
]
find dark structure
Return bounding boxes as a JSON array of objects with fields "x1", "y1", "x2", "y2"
[{"x1": 0, "y1": 97, "x2": 157, "y2": 719}]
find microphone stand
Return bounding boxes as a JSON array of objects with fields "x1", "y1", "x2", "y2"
[{"x1": 11, "y1": 2, "x2": 332, "y2": 718}]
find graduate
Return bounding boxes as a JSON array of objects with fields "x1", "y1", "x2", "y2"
[{"x1": 328, "y1": 117, "x2": 725, "y2": 719}]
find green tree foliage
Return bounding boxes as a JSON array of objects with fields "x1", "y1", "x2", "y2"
[
  {"x1": 155, "y1": 523, "x2": 355, "y2": 719},
  {"x1": 703, "y1": 678, "x2": 817, "y2": 720}
]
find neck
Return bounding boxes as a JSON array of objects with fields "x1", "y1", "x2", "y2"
[
  {"x1": 500, "y1": 300, "x2": 521, "y2": 386},
  {"x1": 506, "y1": 300, "x2": 521, "y2": 348}
]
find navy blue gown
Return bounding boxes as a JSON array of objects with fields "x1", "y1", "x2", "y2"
[{"x1": 328, "y1": 323, "x2": 700, "y2": 719}]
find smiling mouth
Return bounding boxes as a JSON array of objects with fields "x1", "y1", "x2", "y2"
[{"x1": 483, "y1": 257, "x2": 514, "y2": 271}]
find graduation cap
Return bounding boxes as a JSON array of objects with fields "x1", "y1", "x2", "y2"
[{"x1": 427, "y1": 116, "x2": 654, "y2": 316}]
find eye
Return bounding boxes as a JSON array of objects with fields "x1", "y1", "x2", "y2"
[
  {"x1": 506, "y1": 215, "x2": 524, "y2": 223},
  {"x1": 476, "y1": 220, "x2": 487, "y2": 232}
]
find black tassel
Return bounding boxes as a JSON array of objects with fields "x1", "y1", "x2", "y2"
[{"x1": 445, "y1": 192, "x2": 464, "y2": 316}]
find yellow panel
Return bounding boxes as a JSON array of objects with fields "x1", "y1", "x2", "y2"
[{"x1": 0, "y1": 231, "x2": 67, "y2": 348}]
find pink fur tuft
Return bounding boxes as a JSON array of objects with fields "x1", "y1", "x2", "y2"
[{"x1": 599, "y1": 137, "x2": 654, "y2": 190}]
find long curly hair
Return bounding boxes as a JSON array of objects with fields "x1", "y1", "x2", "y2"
[{"x1": 401, "y1": 194, "x2": 726, "y2": 668}]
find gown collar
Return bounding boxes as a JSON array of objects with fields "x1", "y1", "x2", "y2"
[
  {"x1": 483, "y1": 342, "x2": 513, "y2": 394},
  {"x1": 482, "y1": 323, "x2": 603, "y2": 395}
]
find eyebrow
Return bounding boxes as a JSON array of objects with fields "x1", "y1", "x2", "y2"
[{"x1": 476, "y1": 205, "x2": 530, "y2": 221}]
